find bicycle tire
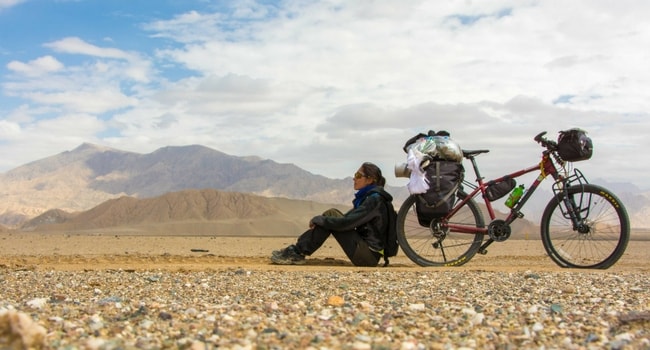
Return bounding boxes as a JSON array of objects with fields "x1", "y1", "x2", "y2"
[
  {"x1": 396, "y1": 191, "x2": 484, "y2": 266},
  {"x1": 540, "y1": 184, "x2": 630, "y2": 269}
]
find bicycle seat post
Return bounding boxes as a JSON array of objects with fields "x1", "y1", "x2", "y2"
[
  {"x1": 468, "y1": 155, "x2": 484, "y2": 184},
  {"x1": 462, "y1": 149, "x2": 490, "y2": 185}
]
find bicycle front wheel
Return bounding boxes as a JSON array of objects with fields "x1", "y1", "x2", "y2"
[
  {"x1": 396, "y1": 192, "x2": 484, "y2": 266},
  {"x1": 540, "y1": 184, "x2": 630, "y2": 269}
]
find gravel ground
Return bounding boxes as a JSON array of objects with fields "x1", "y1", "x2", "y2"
[
  {"x1": 1, "y1": 267, "x2": 649, "y2": 349},
  {"x1": 1, "y1": 235, "x2": 649, "y2": 349}
]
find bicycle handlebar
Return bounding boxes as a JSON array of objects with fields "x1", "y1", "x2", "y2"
[{"x1": 534, "y1": 131, "x2": 558, "y2": 151}]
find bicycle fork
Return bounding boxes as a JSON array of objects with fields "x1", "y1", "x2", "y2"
[
  {"x1": 553, "y1": 170, "x2": 592, "y2": 233},
  {"x1": 558, "y1": 185, "x2": 591, "y2": 234}
]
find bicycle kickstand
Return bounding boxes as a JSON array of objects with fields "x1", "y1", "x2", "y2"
[{"x1": 478, "y1": 239, "x2": 494, "y2": 255}]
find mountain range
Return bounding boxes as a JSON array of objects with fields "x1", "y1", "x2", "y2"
[
  {"x1": 0, "y1": 143, "x2": 647, "y2": 233},
  {"x1": 0, "y1": 143, "x2": 407, "y2": 230},
  {"x1": 18, "y1": 188, "x2": 351, "y2": 237}
]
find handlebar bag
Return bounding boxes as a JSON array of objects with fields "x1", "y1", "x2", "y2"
[
  {"x1": 415, "y1": 161, "x2": 464, "y2": 226},
  {"x1": 557, "y1": 128, "x2": 593, "y2": 162}
]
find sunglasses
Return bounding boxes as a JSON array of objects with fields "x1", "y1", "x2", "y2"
[{"x1": 354, "y1": 172, "x2": 367, "y2": 179}]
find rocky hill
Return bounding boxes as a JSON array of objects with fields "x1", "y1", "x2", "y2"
[
  {"x1": 19, "y1": 189, "x2": 348, "y2": 236},
  {"x1": 0, "y1": 143, "x2": 407, "y2": 227},
  {"x1": 18, "y1": 187, "x2": 541, "y2": 239}
]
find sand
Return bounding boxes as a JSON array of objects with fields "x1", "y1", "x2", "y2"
[{"x1": 1, "y1": 232, "x2": 648, "y2": 273}]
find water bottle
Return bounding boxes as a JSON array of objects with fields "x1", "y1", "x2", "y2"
[{"x1": 505, "y1": 185, "x2": 525, "y2": 208}]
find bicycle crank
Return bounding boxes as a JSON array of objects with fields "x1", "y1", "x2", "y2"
[{"x1": 488, "y1": 219, "x2": 511, "y2": 242}]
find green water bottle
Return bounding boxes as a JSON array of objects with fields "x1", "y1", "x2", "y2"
[{"x1": 505, "y1": 185, "x2": 525, "y2": 208}]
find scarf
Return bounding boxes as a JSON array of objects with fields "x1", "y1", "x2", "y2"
[{"x1": 353, "y1": 184, "x2": 377, "y2": 208}]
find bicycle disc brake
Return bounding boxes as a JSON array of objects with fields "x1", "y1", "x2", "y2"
[{"x1": 488, "y1": 219, "x2": 511, "y2": 242}]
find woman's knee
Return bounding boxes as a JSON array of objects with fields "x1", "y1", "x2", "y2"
[{"x1": 322, "y1": 208, "x2": 344, "y2": 217}]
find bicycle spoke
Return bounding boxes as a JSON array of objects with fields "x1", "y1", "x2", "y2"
[
  {"x1": 541, "y1": 184, "x2": 629, "y2": 269},
  {"x1": 397, "y1": 194, "x2": 484, "y2": 266}
]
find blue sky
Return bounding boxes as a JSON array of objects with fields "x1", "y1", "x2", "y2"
[{"x1": 1, "y1": 0, "x2": 649, "y2": 190}]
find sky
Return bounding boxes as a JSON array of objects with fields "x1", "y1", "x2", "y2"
[{"x1": 1, "y1": 0, "x2": 649, "y2": 190}]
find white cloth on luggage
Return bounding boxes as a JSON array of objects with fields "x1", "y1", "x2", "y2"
[{"x1": 406, "y1": 148, "x2": 429, "y2": 194}]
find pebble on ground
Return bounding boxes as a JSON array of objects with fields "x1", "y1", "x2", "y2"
[{"x1": 1, "y1": 268, "x2": 649, "y2": 349}]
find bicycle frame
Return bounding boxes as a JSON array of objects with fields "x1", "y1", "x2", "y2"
[{"x1": 444, "y1": 150, "x2": 564, "y2": 241}]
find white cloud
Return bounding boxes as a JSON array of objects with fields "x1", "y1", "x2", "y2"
[
  {"x1": 0, "y1": 0, "x2": 23, "y2": 10},
  {"x1": 7, "y1": 56, "x2": 64, "y2": 76},
  {"x1": 0, "y1": 112, "x2": 106, "y2": 170},
  {"x1": 44, "y1": 37, "x2": 152, "y2": 83},
  {"x1": 151, "y1": 1, "x2": 646, "y2": 180},
  {"x1": 1, "y1": 0, "x2": 650, "y2": 189},
  {"x1": 44, "y1": 37, "x2": 134, "y2": 60},
  {"x1": 29, "y1": 113, "x2": 105, "y2": 137},
  {"x1": 3, "y1": 38, "x2": 151, "y2": 116},
  {"x1": 0, "y1": 119, "x2": 20, "y2": 139}
]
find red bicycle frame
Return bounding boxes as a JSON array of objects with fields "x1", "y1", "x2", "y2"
[{"x1": 444, "y1": 150, "x2": 561, "y2": 235}]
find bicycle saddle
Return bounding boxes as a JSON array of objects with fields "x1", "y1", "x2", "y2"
[{"x1": 462, "y1": 149, "x2": 490, "y2": 158}]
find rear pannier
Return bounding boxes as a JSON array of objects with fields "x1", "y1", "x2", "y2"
[
  {"x1": 415, "y1": 161, "x2": 464, "y2": 226},
  {"x1": 399, "y1": 130, "x2": 465, "y2": 227}
]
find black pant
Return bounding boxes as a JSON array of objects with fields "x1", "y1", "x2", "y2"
[{"x1": 296, "y1": 226, "x2": 381, "y2": 267}]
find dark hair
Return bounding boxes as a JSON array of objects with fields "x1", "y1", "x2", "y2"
[{"x1": 361, "y1": 162, "x2": 386, "y2": 187}]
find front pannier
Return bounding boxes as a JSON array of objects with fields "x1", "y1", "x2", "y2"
[
  {"x1": 485, "y1": 178, "x2": 516, "y2": 202},
  {"x1": 557, "y1": 128, "x2": 593, "y2": 162},
  {"x1": 415, "y1": 161, "x2": 464, "y2": 227}
]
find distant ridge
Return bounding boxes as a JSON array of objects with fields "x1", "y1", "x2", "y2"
[
  {"x1": 20, "y1": 188, "x2": 349, "y2": 236},
  {"x1": 15, "y1": 187, "x2": 544, "y2": 238},
  {"x1": 0, "y1": 143, "x2": 408, "y2": 227}
]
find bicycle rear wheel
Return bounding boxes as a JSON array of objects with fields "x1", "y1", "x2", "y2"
[
  {"x1": 540, "y1": 184, "x2": 630, "y2": 269},
  {"x1": 396, "y1": 192, "x2": 484, "y2": 266}
]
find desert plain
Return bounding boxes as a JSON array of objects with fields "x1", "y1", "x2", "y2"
[
  {"x1": 1, "y1": 232, "x2": 649, "y2": 272},
  {"x1": 1, "y1": 232, "x2": 649, "y2": 349}
]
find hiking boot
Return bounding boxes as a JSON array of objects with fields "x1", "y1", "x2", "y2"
[
  {"x1": 271, "y1": 245, "x2": 306, "y2": 265},
  {"x1": 271, "y1": 244, "x2": 300, "y2": 258},
  {"x1": 271, "y1": 248, "x2": 284, "y2": 258}
]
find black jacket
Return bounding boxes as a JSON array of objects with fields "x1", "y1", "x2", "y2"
[{"x1": 310, "y1": 186, "x2": 394, "y2": 252}]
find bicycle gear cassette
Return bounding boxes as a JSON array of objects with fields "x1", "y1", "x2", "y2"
[{"x1": 488, "y1": 219, "x2": 511, "y2": 242}]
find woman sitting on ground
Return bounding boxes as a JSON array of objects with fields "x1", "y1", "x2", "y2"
[{"x1": 271, "y1": 162, "x2": 394, "y2": 267}]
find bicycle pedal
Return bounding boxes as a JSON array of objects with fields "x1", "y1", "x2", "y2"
[{"x1": 479, "y1": 249, "x2": 488, "y2": 255}]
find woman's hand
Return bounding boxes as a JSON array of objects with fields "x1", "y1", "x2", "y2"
[{"x1": 310, "y1": 215, "x2": 326, "y2": 228}]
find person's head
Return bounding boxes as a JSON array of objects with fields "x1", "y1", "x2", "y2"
[{"x1": 353, "y1": 162, "x2": 386, "y2": 190}]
